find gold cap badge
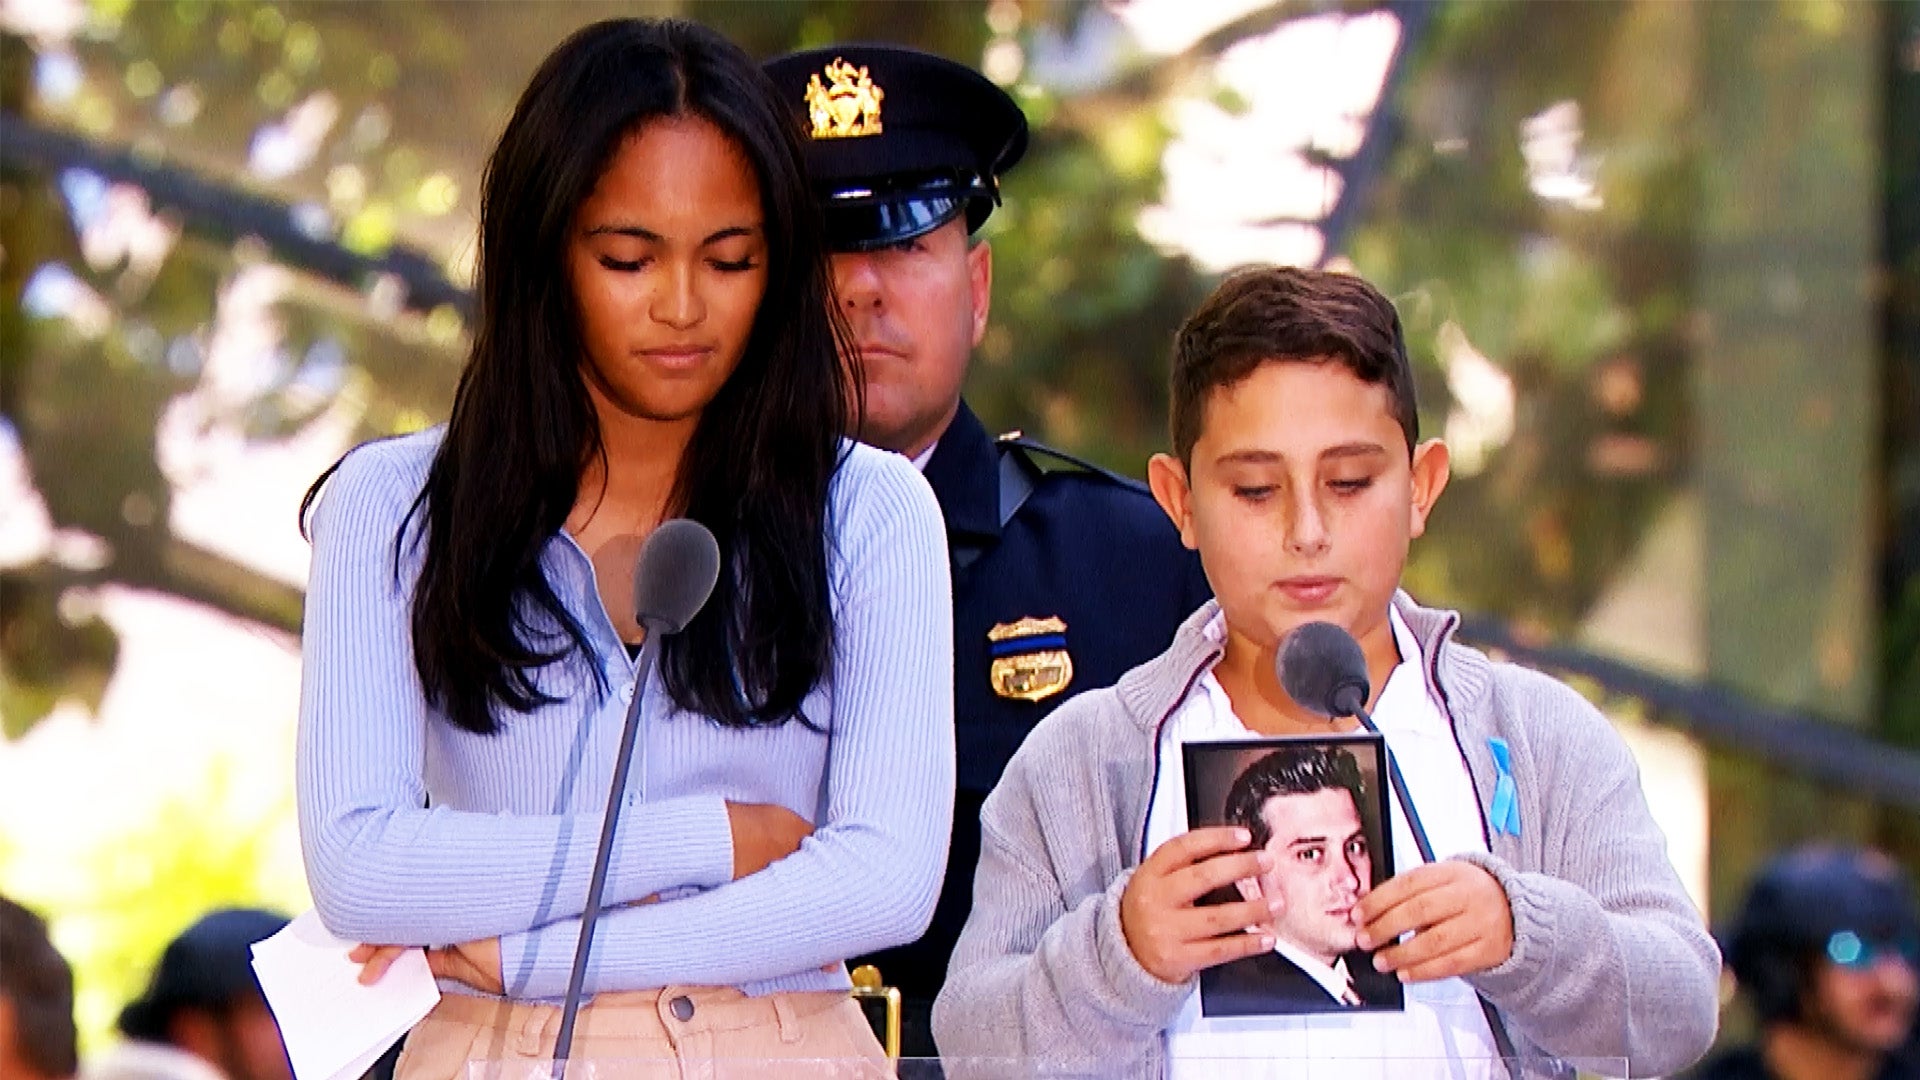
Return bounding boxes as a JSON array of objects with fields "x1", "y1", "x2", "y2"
[
  {"x1": 805, "y1": 58, "x2": 884, "y2": 140},
  {"x1": 988, "y1": 616, "x2": 1073, "y2": 703}
]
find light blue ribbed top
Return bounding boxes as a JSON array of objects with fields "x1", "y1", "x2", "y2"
[{"x1": 296, "y1": 428, "x2": 955, "y2": 1001}]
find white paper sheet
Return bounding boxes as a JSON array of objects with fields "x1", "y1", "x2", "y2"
[{"x1": 250, "y1": 910, "x2": 441, "y2": 1080}]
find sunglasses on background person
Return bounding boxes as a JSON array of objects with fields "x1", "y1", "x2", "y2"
[{"x1": 1826, "y1": 929, "x2": 1920, "y2": 970}]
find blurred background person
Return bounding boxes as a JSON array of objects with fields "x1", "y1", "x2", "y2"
[
  {"x1": 87, "y1": 908, "x2": 292, "y2": 1080},
  {"x1": 1690, "y1": 847, "x2": 1918, "y2": 1080},
  {"x1": 0, "y1": 895, "x2": 78, "y2": 1080}
]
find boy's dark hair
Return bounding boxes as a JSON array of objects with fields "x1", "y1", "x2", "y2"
[
  {"x1": 0, "y1": 896, "x2": 77, "y2": 1078},
  {"x1": 1224, "y1": 744, "x2": 1369, "y2": 849},
  {"x1": 1170, "y1": 266, "x2": 1417, "y2": 463}
]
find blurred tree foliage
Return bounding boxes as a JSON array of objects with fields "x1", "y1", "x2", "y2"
[
  {"x1": 1884, "y1": 0, "x2": 1920, "y2": 753},
  {"x1": 1879, "y1": 0, "x2": 1919, "y2": 865},
  {"x1": 1349, "y1": 0, "x2": 1721, "y2": 648},
  {"x1": 1349, "y1": 0, "x2": 1901, "y2": 757},
  {"x1": 0, "y1": 761, "x2": 308, "y2": 1053},
  {"x1": 1351, "y1": 0, "x2": 1915, "y2": 888},
  {"x1": 0, "y1": 0, "x2": 1223, "y2": 737},
  {"x1": 0, "y1": 0, "x2": 1912, "y2": 835}
]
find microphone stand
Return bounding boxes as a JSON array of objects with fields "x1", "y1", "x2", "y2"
[
  {"x1": 1332, "y1": 686, "x2": 1373, "y2": 728},
  {"x1": 1333, "y1": 689, "x2": 1438, "y2": 867},
  {"x1": 1333, "y1": 671, "x2": 1513, "y2": 1062},
  {"x1": 551, "y1": 626, "x2": 659, "y2": 1078}
]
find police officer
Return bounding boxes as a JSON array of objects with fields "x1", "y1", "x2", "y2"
[
  {"x1": 763, "y1": 44, "x2": 1213, "y2": 1059},
  {"x1": 1688, "y1": 847, "x2": 1919, "y2": 1080}
]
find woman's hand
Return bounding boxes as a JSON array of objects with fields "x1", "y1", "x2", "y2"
[
  {"x1": 725, "y1": 801, "x2": 814, "y2": 879},
  {"x1": 351, "y1": 938, "x2": 504, "y2": 995}
]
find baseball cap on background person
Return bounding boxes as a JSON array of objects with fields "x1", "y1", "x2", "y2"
[
  {"x1": 95, "y1": 908, "x2": 293, "y2": 1080},
  {"x1": 119, "y1": 909, "x2": 290, "y2": 1041},
  {"x1": 1723, "y1": 846, "x2": 1919, "y2": 1023},
  {"x1": 1685, "y1": 846, "x2": 1920, "y2": 1080},
  {"x1": 761, "y1": 43, "x2": 1029, "y2": 252}
]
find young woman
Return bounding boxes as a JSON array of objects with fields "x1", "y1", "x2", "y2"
[{"x1": 295, "y1": 18, "x2": 953, "y2": 1076}]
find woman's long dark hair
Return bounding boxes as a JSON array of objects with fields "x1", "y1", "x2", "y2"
[{"x1": 305, "y1": 18, "x2": 854, "y2": 734}]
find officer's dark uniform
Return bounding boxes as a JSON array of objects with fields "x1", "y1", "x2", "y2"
[{"x1": 764, "y1": 45, "x2": 1213, "y2": 1060}]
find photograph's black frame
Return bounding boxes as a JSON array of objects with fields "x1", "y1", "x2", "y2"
[{"x1": 1181, "y1": 732, "x2": 1405, "y2": 1017}]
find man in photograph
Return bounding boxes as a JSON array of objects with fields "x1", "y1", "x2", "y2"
[{"x1": 1204, "y1": 743, "x2": 1402, "y2": 1016}]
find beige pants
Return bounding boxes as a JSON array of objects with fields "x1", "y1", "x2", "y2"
[{"x1": 393, "y1": 986, "x2": 892, "y2": 1080}]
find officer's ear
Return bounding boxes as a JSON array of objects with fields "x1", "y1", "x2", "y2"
[
  {"x1": 967, "y1": 238, "x2": 992, "y2": 348},
  {"x1": 1148, "y1": 453, "x2": 1198, "y2": 550}
]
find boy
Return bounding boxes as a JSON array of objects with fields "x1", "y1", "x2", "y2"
[{"x1": 932, "y1": 267, "x2": 1720, "y2": 1078}]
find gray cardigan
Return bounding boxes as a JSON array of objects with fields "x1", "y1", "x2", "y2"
[{"x1": 933, "y1": 596, "x2": 1720, "y2": 1079}]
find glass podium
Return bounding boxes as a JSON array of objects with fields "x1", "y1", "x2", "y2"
[{"x1": 464, "y1": 1054, "x2": 1631, "y2": 1079}]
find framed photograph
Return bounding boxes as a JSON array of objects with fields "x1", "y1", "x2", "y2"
[{"x1": 1181, "y1": 733, "x2": 1405, "y2": 1017}]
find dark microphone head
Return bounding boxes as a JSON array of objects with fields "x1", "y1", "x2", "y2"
[
  {"x1": 1275, "y1": 621, "x2": 1371, "y2": 719},
  {"x1": 632, "y1": 519, "x2": 721, "y2": 636}
]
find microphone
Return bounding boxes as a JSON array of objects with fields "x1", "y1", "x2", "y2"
[
  {"x1": 1275, "y1": 621, "x2": 1372, "y2": 721},
  {"x1": 632, "y1": 518, "x2": 723, "y2": 635},
  {"x1": 554, "y1": 519, "x2": 721, "y2": 1073}
]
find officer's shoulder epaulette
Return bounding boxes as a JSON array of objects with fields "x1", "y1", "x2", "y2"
[{"x1": 995, "y1": 431, "x2": 1150, "y2": 496}]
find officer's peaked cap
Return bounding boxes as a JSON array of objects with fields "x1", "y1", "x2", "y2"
[{"x1": 763, "y1": 43, "x2": 1029, "y2": 251}]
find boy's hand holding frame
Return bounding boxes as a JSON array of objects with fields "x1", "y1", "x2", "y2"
[
  {"x1": 1119, "y1": 825, "x2": 1285, "y2": 984},
  {"x1": 1353, "y1": 860, "x2": 1515, "y2": 982}
]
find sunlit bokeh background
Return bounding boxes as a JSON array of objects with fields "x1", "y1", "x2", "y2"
[{"x1": 1, "y1": 0, "x2": 1915, "y2": 1059}]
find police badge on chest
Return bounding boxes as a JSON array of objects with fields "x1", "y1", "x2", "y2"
[{"x1": 987, "y1": 616, "x2": 1074, "y2": 702}]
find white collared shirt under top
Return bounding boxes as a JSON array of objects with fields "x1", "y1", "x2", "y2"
[
  {"x1": 910, "y1": 440, "x2": 938, "y2": 472},
  {"x1": 1146, "y1": 608, "x2": 1500, "y2": 1080}
]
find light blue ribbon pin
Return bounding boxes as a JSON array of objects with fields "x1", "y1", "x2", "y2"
[{"x1": 1488, "y1": 737, "x2": 1522, "y2": 837}]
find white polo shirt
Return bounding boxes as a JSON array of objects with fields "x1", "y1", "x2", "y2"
[{"x1": 1145, "y1": 608, "x2": 1500, "y2": 1080}]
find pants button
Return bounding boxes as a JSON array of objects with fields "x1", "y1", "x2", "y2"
[{"x1": 670, "y1": 994, "x2": 695, "y2": 1021}]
